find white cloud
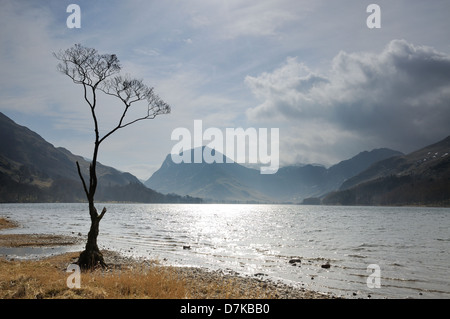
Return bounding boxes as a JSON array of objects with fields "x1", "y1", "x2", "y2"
[
  {"x1": 133, "y1": 48, "x2": 160, "y2": 57},
  {"x1": 246, "y1": 40, "x2": 450, "y2": 157},
  {"x1": 187, "y1": 0, "x2": 298, "y2": 38}
]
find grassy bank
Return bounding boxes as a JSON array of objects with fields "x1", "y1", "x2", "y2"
[
  {"x1": 0, "y1": 252, "x2": 188, "y2": 299},
  {"x1": 0, "y1": 251, "x2": 332, "y2": 299}
]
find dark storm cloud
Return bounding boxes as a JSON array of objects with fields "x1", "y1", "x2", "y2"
[{"x1": 246, "y1": 40, "x2": 450, "y2": 152}]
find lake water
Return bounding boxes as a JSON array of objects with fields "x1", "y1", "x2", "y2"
[{"x1": 1, "y1": 203, "x2": 449, "y2": 299}]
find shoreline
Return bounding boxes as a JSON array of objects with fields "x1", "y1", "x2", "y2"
[
  {"x1": 102, "y1": 250, "x2": 336, "y2": 299},
  {"x1": 0, "y1": 233, "x2": 83, "y2": 248},
  {"x1": 0, "y1": 248, "x2": 335, "y2": 299},
  {"x1": 0, "y1": 216, "x2": 336, "y2": 299},
  {"x1": 0, "y1": 216, "x2": 19, "y2": 230}
]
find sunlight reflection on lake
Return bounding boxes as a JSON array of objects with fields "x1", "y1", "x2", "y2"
[{"x1": 1, "y1": 203, "x2": 449, "y2": 299}]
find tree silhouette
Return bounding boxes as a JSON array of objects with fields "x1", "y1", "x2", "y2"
[{"x1": 54, "y1": 44, "x2": 170, "y2": 269}]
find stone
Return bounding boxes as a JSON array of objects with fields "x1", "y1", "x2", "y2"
[{"x1": 254, "y1": 273, "x2": 266, "y2": 277}]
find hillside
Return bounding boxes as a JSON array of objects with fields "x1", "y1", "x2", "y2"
[
  {"x1": 323, "y1": 136, "x2": 450, "y2": 206},
  {"x1": 0, "y1": 112, "x2": 201, "y2": 203},
  {"x1": 145, "y1": 147, "x2": 402, "y2": 203},
  {"x1": 146, "y1": 149, "x2": 271, "y2": 203}
]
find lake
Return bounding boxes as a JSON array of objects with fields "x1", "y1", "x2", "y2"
[{"x1": 0, "y1": 203, "x2": 449, "y2": 299}]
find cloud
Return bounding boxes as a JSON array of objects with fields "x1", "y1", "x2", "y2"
[
  {"x1": 2, "y1": 1, "x2": 450, "y2": 177},
  {"x1": 133, "y1": 48, "x2": 160, "y2": 57},
  {"x1": 186, "y1": 0, "x2": 316, "y2": 39},
  {"x1": 246, "y1": 40, "x2": 450, "y2": 153}
]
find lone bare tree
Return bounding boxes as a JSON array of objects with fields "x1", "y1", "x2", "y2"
[{"x1": 54, "y1": 44, "x2": 170, "y2": 270}]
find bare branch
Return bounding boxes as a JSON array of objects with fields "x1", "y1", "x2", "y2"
[
  {"x1": 76, "y1": 161, "x2": 89, "y2": 198},
  {"x1": 98, "y1": 207, "x2": 107, "y2": 221},
  {"x1": 53, "y1": 44, "x2": 120, "y2": 89},
  {"x1": 98, "y1": 75, "x2": 170, "y2": 145},
  {"x1": 55, "y1": 44, "x2": 170, "y2": 200}
]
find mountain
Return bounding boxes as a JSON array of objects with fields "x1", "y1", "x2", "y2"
[
  {"x1": 146, "y1": 149, "x2": 270, "y2": 203},
  {"x1": 322, "y1": 136, "x2": 450, "y2": 206},
  {"x1": 145, "y1": 146, "x2": 402, "y2": 203},
  {"x1": 0, "y1": 112, "x2": 201, "y2": 203},
  {"x1": 325, "y1": 148, "x2": 405, "y2": 190}
]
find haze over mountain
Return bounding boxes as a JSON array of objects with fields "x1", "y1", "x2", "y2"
[
  {"x1": 0, "y1": 112, "x2": 201, "y2": 203},
  {"x1": 323, "y1": 136, "x2": 450, "y2": 206},
  {"x1": 145, "y1": 147, "x2": 403, "y2": 203},
  {"x1": 3, "y1": 111, "x2": 448, "y2": 206}
]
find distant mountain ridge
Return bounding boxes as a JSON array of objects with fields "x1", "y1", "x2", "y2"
[
  {"x1": 145, "y1": 146, "x2": 403, "y2": 203},
  {"x1": 147, "y1": 149, "x2": 270, "y2": 203},
  {"x1": 0, "y1": 112, "x2": 201, "y2": 203},
  {"x1": 5, "y1": 111, "x2": 446, "y2": 206},
  {"x1": 323, "y1": 136, "x2": 450, "y2": 206}
]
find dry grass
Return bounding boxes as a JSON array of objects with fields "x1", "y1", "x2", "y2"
[
  {"x1": 0, "y1": 251, "x2": 325, "y2": 299},
  {"x1": 0, "y1": 217, "x2": 19, "y2": 230},
  {"x1": 0, "y1": 252, "x2": 278, "y2": 299},
  {"x1": 0, "y1": 252, "x2": 188, "y2": 299}
]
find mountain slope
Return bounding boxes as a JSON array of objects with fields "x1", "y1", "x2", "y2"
[
  {"x1": 146, "y1": 151, "x2": 271, "y2": 202},
  {"x1": 145, "y1": 147, "x2": 402, "y2": 203},
  {"x1": 323, "y1": 136, "x2": 450, "y2": 206},
  {"x1": 0, "y1": 112, "x2": 201, "y2": 203},
  {"x1": 326, "y1": 148, "x2": 404, "y2": 190},
  {"x1": 0, "y1": 112, "x2": 140, "y2": 187}
]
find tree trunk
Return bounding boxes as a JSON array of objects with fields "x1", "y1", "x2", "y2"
[
  {"x1": 77, "y1": 202, "x2": 107, "y2": 270},
  {"x1": 75, "y1": 144, "x2": 108, "y2": 270}
]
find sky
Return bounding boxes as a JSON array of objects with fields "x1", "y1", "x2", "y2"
[{"x1": 1, "y1": 0, "x2": 450, "y2": 180}]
